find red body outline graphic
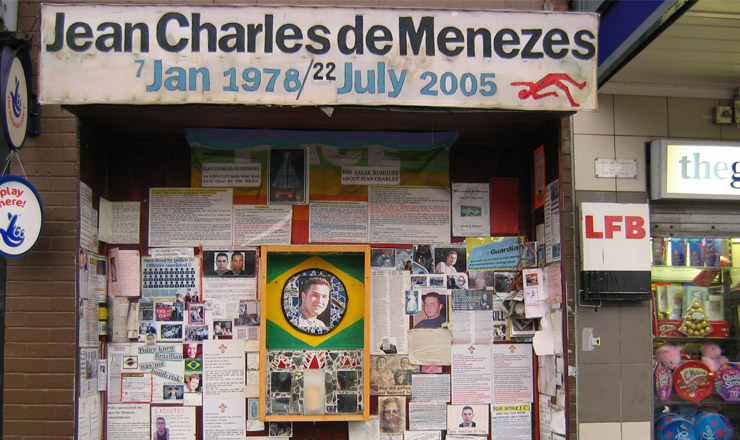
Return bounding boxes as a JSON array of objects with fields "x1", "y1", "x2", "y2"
[{"x1": 511, "y1": 73, "x2": 586, "y2": 107}]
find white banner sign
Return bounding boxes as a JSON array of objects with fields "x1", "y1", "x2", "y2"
[
  {"x1": 580, "y1": 202, "x2": 650, "y2": 272},
  {"x1": 40, "y1": 5, "x2": 597, "y2": 110}
]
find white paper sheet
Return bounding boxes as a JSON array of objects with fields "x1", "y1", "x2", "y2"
[
  {"x1": 107, "y1": 404, "x2": 149, "y2": 440},
  {"x1": 108, "y1": 248, "x2": 141, "y2": 297},
  {"x1": 491, "y1": 403, "x2": 532, "y2": 440},
  {"x1": 203, "y1": 339, "x2": 246, "y2": 399},
  {"x1": 451, "y1": 344, "x2": 492, "y2": 404},
  {"x1": 79, "y1": 181, "x2": 95, "y2": 251},
  {"x1": 492, "y1": 344, "x2": 533, "y2": 404},
  {"x1": 309, "y1": 201, "x2": 368, "y2": 243},
  {"x1": 408, "y1": 328, "x2": 452, "y2": 366},
  {"x1": 151, "y1": 406, "x2": 196, "y2": 440},
  {"x1": 203, "y1": 397, "x2": 246, "y2": 439},
  {"x1": 99, "y1": 198, "x2": 140, "y2": 244},
  {"x1": 411, "y1": 373, "x2": 450, "y2": 403},
  {"x1": 368, "y1": 186, "x2": 451, "y2": 244},
  {"x1": 408, "y1": 401, "x2": 447, "y2": 431},
  {"x1": 149, "y1": 187, "x2": 233, "y2": 247},
  {"x1": 451, "y1": 183, "x2": 490, "y2": 237},
  {"x1": 233, "y1": 205, "x2": 292, "y2": 245},
  {"x1": 370, "y1": 270, "x2": 410, "y2": 356}
]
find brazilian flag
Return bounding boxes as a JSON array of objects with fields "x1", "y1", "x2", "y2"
[{"x1": 264, "y1": 248, "x2": 367, "y2": 350}]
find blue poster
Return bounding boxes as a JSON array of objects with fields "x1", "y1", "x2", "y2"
[{"x1": 467, "y1": 237, "x2": 523, "y2": 271}]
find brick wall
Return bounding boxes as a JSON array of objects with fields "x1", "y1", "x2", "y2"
[
  {"x1": 3, "y1": 101, "x2": 79, "y2": 438},
  {"x1": 561, "y1": 117, "x2": 577, "y2": 437},
  {"x1": 3, "y1": 0, "x2": 79, "y2": 437}
]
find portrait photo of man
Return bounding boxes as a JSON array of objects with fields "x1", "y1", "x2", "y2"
[
  {"x1": 152, "y1": 416, "x2": 169, "y2": 440},
  {"x1": 223, "y1": 250, "x2": 256, "y2": 277},
  {"x1": 184, "y1": 343, "x2": 201, "y2": 360},
  {"x1": 215, "y1": 252, "x2": 229, "y2": 276},
  {"x1": 292, "y1": 277, "x2": 331, "y2": 333},
  {"x1": 459, "y1": 406, "x2": 476, "y2": 427},
  {"x1": 414, "y1": 292, "x2": 447, "y2": 328},
  {"x1": 435, "y1": 250, "x2": 458, "y2": 274},
  {"x1": 446, "y1": 404, "x2": 489, "y2": 436}
]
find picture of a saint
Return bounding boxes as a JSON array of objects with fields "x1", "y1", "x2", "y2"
[{"x1": 269, "y1": 147, "x2": 307, "y2": 204}]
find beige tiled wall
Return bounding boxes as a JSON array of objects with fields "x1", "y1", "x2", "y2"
[{"x1": 571, "y1": 94, "x2": 740, "y2": 437}]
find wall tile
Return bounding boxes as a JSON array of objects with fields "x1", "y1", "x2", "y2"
[
  {"x1": 621, "y1": 364, "x2": 652, "y2": 422},
  {"x1": 621, "y1": 422, "x2": 651, "y2": 440},
  {"x1": 578, "y1": 364, "x2": 622, "y2": 422},
  {"x1": 619, "y1": 302, "x2": 652, "y2": 364},
  {"x1": 577, "y1": 306, "x2": 621, "y2": 364},
  {"x1": 615, "y1": 136, "x2": 649, "y2": 193},
  {"x1": 574, "y1": 94, "x2": 614, "y2": 135},
  {"x1": 667, "y1": 97, "x2": 721, "y2": 140},
  {"x1": 579, "y1": 422, "x2": 622, "y2": 439},
  {"x1": 574, "y1": 134, "x2": 616, "y2": 191},
  {"x1": 614, "y1": 96, "x2": 668, "y2": 137}
]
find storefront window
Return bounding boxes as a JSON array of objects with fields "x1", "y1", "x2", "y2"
[{"x1": 652, "y1": 237, "x2": 740, "y2": 438}]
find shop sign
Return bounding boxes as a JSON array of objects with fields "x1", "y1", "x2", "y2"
[
  {"x1": 580, "y1": 202, "x2": 650, "y2": 272},
  {"x1": 651, "y1": 139, "x2": 740, "y2": 200},
  {"x1": 0, "y1": 174, "x2": 44, "y2": 258},
  {"x1": 39, "y1": 5, "x2": 597, "y2": 110},
  {"x1": 0, "y1": 45, "x2": 30, "y2": 151}
]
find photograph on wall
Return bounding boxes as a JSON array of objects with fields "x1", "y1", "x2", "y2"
[
  {"x1": 412, "y1": 291, "x2": 449, "y2": 329},
  {"x1": 412, "y1": 244, "x2": 435, "y2": 274},
  {"x1": 283, "y1": 274, "x2": 348, "y2": 336},
  {"x1": 202, "y1": 248, "x2": 257, "y2": 277},
  {"x1": 371, "y1": 354, "x2": 418, "y2": 395},
  {"x1": 371, "y1": 248, "x2": 398, "y2": 270},
  {"x1": 468, "y1": 271, "x2": 494, "y2": 290},
  {"x1": 261, "y1": 246, "x2": 369, "y2": 420},
  {"x1": 201, "y1": 247, "x2": 258, "y2": 301},
  {"x1": 433, "y1": 245, "x2": 467, "y2": 274},
  {"x1": 446, "y1": 404, "x2": 490, "y2": 436},
  {"x1": 268, "y1": 147, "x2": 308, "y2": 204}
]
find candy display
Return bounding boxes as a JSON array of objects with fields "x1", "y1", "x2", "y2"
[
  {"x1": 672, "y1": 361, "x2": 714, "y2": 402},
  {"x1": 714, "y1": 362, "x2": 740, "y2": 402},
  {"x1": 678, "y1": 300, "x2": 712, "y2": 337}
]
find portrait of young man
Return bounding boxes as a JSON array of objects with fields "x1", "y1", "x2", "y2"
[
  {"x1": 291, "y1": 277, "x2": 331, "y2": 333},
  {"x1": 414, "y1": 292, "x2": 447, "y2": 328}
]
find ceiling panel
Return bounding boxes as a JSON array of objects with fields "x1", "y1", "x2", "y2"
[{"x1": 601, "y1": 0, "x2": 740, "y2": 98}]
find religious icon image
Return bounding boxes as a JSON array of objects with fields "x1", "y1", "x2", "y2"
[{"x1": 268, "y1": 147, "x2": 307, "y2": 204}]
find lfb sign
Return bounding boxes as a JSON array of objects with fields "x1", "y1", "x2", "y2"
[{"x1": 580, "y1": 202, "x2": 650, "y2": 272}]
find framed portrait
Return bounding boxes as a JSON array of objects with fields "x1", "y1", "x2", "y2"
[
  {"x1": 446, "y1": 404, "x2": 489, "y2": 436},
  {"x1": 260, "y1": 245, "x2": 370, "y2": 421},
  {"x1": 268, "y1": 147, "x2": 308, "y2": 204}
]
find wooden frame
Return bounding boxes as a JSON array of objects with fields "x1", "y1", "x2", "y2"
[{"x1": 260, "y1": 245, "x2": 370, "y2": 421}]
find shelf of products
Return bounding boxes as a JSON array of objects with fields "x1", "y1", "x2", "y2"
[{"x1": 652, "y1": 237, "x2": 740, "y2": 439}]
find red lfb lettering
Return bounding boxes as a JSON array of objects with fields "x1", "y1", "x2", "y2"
[
  {"x1": 604, "y1": 216, "x2": 622, "y2": 238},
  {"x1": 625, "y1": 216, "x2": 646, "y2": 239},
  {"x1": 585, "y1": 214, "x2": 647, "y2": 239},
  {"x1": 584, "y1": 215, "x2": 602, "y2": 238}
]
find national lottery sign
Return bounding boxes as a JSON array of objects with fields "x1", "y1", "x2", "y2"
[
  {"x1": 0, "y1": 175, "x2": 43, "y2": 258},
  {"x1": 39, "y1": 5, "x2": 597, "y2": 110}
]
